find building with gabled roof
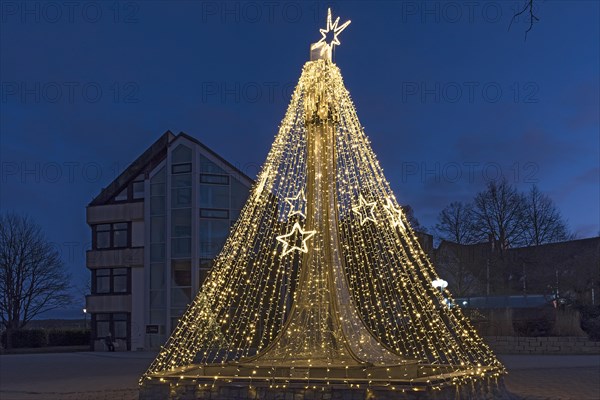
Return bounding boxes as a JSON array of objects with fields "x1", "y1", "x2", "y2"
[{"x1": 85, "y1": 131, "x2": 253, "y2": 351}]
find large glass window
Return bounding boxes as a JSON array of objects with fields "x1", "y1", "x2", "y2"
[
  {"x1": 199, "y1": 185, "x2": 229, "y2": 208},
  {"x1": 171, "y1": 238, "x2": 191, "y2": 259},
  {"x1": 93, "y1": 223, "x2": 129, "y2": 249},
  {"x1": 172, "y1": 187, "x2": 191, "y2": 208},
  {"x1": 171, "y1": 260, "x2": 191, "y2": 330},
  {"x1": 171, "y1": 260, "x2": 191, "y2": 287},
  {"x1": 172, "y1": 144, "x2": 192, "y2": 163},
  {"x1": 171, "y1": 209, "x2": 191, "y2": 237},
  {"x1": 199, "y1": 219, "x2": 230, "y2": 258},
  {"x1": 149, "y1": 167, "x2": 166, "y2": 334},
  {"x1": 199, "y1": 259, "x2": 213, "y2": 285},
  {"x1": 231, "y1": 178, "x2": 249, "y2": 210},
  {"x1": 94, "y1": 313, "x2": 129, "y2": 341},
  {"x1": 92, "y1": 268, "x2": 130, "y2": 294},
  {"x1": 199, "y1": 154, "x2": 226, "y2": 174}
]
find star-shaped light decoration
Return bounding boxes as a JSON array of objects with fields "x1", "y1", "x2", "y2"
[
  {"x1": 318, "y1": 8, "x2": 351, "y2": 50},
  {"x1": 311, "y1": 8, "x2": 351, "y2": 61},
  {"x1": 352, "y1": 195, "x2": 377, "y2": 225},
  {"x1": 384, "y1": 197, "x2": 406, "y2": 232},
  {"x1": 284, "y1": 189, "x2": 307, "y2": 219},
  {"x1": 276, "y1": 222, "x2": 316, "y2": 256}
]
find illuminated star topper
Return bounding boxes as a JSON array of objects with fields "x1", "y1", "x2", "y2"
[
  {"x1": 318, "y1": 8, "x2": 351, "y2": 50},
  {"x1": 276, "y1": 222, "x2": 316, "y2": 256}
]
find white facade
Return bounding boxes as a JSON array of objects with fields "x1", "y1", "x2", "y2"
[{"x1": 86, "y1": 132, "x2": 252, "y2": 351}]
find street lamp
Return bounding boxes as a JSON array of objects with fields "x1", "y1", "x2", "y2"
[
  {"x1": 432, "y1": 278, "x2": 450, "y2": 308},
  {"x1": 83, "y1": 308, "x2": 88, "y2": 330},
  {"x1": 431, "y1": 278, "x2": 448, "y2": 292}
]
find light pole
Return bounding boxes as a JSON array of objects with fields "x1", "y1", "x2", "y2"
[{"x1": 83, "y1": 308, "x2": 88, "y2": 330}]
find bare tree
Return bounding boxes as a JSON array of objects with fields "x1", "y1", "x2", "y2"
[
  {"x1": 473, "y1": 178, "x2": 528, "y2": 253},
  {"x1": 523, "y1": 185, "x2": 570, "y2": 246},
  {"x1": 434, "y1": 202, "x2": 483, "y2": 296},
  {"x1": 435, "y1": 201, "x2": 480, "y2": 245},
  {"x1": 509, "y1": 0, "x2": 540, "y2": 40},
  {"x1": 401, "y1": 204, "x2": 427, "y2": 233},
  {"x1": 0, "y1": 213, "x2": 71, "y2": 348}
]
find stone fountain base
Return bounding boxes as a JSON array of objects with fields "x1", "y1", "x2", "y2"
[{"x1": 139, "y1": 363, "x2": 512, "y2": 400}]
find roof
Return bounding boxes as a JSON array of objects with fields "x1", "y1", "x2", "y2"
[
  {"x1": 177, "y1": 131, "x2": 253, "y2": 185},
  {"x1": 89, "y1": 131, "x2": 174, "y2": 206},
  {"x1": 89, "y1": 131, "x2": 255, "y2": 207}
]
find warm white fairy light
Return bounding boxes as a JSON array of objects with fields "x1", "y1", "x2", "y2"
[
  {"x1": 140, "y1": 8, "x2": 504, "y2": 393},
  {"x1": 276, "y1": 222, "x2": 316, "y2": 256},
  {"x1": 352, "y1": 194, "x2": 377, "y2": 225}
]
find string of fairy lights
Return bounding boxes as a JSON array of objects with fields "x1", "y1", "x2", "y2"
[{"x1": 140, "y1": 9, "x2": 504, "y2": 390}]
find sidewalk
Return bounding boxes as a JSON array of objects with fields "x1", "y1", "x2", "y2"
[
  {"x1": 500, "y1": 355, "x2": 600, "y2": 400},
  {"x1": 0, "y1": 352, "x2": 598, "y2": 399}
]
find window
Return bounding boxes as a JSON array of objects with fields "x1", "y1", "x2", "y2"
[
  {"x1": 199, "y1": 259, "x2": 213, "y2": 285},
  {"x1": 95, "y1": 224, "x2": 111, "y2": 249},
  {"x1": 132, "y1": 181, "x2": 145, "y2": 199},
  {"x1": 200, "y1": 174, "x2": 229, "y2": 185},
  {"x1": 95, "y1": 314, "x2": 110, "y2": 338},
  {"x1": 114, "y1": 188, "x2": 128, "y2": 202},
  {"x1": 113, "y1": 175, "x2": 145, "y2": 202},
  {"x1": 172, "y1": 163, "x2": 192, "y2": 174},
  {"x1": 92, "y1": 268, "x2": 130, "y2": 294},
  {"x1": 113, "y1": 223, "x2": 128, "y2": 247},
  {"x1": 171, "y1": 260, "x2": 191, "y2": 287},
  {"x1": 94, "y1": 313, "x2": 129, "y2": 342},
  {"x1": 172, "y1": 187, "x2": 191, "y2": 208},
  {"x1": 199, "y1": 185, "x2": 229, "y2": 208},
  {"x1": 200, "y1": 209, "x2": 229, "y2": 219},
  {"x1": 95, "y1": 269, "x2": 111, "y2": 293},
  {"x1": 171, "y1": 260, "x2": 191, "y2": 326},
  {"x1": 199, "y1": 219, "x2": 229, "y2": 258},
  {"x1": 231, "y1": 178, "x2": 249, "y2": 210},
  {"x1": 172, "y1": 144, "x2": 192, "y2": 163},
  {"x1": 93, "y1": 223, "x2": 130, "y2": 249},
  {"x1": 199, "y1": 154, "x2": 226, "y2": 174}
]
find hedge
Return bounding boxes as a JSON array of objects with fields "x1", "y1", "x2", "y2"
[{"x1": 1, "y1": 329, "x2": 91, "y2": 348}]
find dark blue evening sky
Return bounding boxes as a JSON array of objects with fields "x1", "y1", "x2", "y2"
[{"x1": 1, "y1": 1, "x2": 598, "y2": 315}]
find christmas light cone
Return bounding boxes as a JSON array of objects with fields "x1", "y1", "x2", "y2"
[{"x1": 140, "y1": 9, "x2": 506, "y2": 398}]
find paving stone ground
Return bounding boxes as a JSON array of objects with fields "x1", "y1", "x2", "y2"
[
  {"x1": 500, "y1": 355, "x2": 600, "y2": 400},
  {"x1": 0, "y1": 352, "x2": 598, "y2": 399}
]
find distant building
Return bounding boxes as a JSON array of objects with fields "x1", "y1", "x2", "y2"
[
  {"x1": 434, "y1": 237, "x2": 600, "y2": 304},
  {"x1": 85, "y1": 131, "x2": 253, "y2": 351}
]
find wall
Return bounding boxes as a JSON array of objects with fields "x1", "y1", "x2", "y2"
[{"x1": 485, "y1": 336, "x2": 600, "y2": 354}]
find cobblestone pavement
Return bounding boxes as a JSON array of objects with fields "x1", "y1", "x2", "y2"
[
  {"x1": 500, "y1": 355, "x2": 600, "y2": 400},
  {"x1": 0, "y1": 352, "x2": 598, "y2": 399}
]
